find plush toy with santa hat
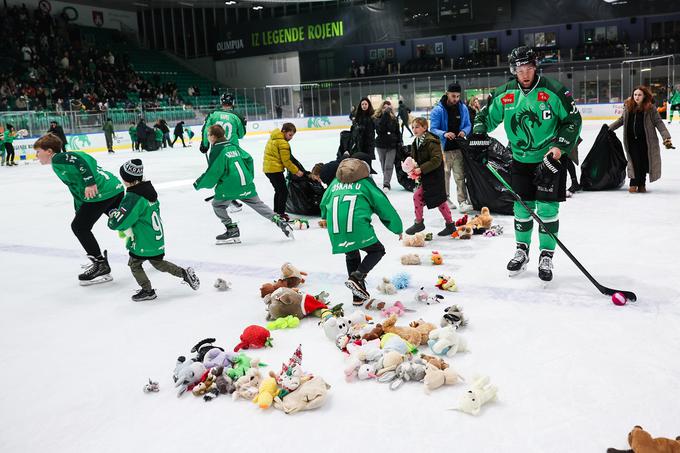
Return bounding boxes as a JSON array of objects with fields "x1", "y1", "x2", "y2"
[{"x1": 264, "y1": 287, "x2": 329, "y2": 321}]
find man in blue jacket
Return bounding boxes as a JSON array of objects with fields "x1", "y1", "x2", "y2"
[{"x1": 429, "y1": 83, "x2": 473, "y2": 212}]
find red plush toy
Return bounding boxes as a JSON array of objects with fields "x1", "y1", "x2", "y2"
[{"x1": 234, "y1": 325, "x2": 273, "y2": 352}]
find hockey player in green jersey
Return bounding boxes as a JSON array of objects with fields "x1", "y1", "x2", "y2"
[
  {"x1": 34, "y1": 133, "x2": 124, "y2": 285},
  {"x1": 108, "y1": 159, "x2": 200, "y2": 301},
  {"x1": 320, "y1": 157, "x2": 403, "y2": 306},
  {"x1": 194, "y1": 124, "x2": 294, "y2": 244},
  {"x1": 471, "y1": 46, "x2": 582, "y2": 282},
  {"x1": 668, "y1": 86, "x2": 680, "y2": 124},
  {"x1": 200, "y1": 93, "x2": 247, "y2": 152}
]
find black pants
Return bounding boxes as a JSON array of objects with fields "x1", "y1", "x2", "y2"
[
  {"x1": 5, "y1": 143, "x2": 14, "y2": 163},
  {"x1": 565, "y1": 157, "x2": 578, "y2": 184},
  {"x1": 265, "y1": 172, "x2": 288, "y2": 216},
  {"x1": 401, "y1": 119, "x2": 413, "y2": 136},
  {"x1": 628, "y1": 140, "x2": 649, "y2": 186},
  {"x1": 71, "y1": 192, "x2": 124, "y2": 257},
  {"x1": 171, "y1": 134, "x2": 186, "y2": 147},
  {"x1": 345, "y1": 241, "x2": 386, "y2": 277}
]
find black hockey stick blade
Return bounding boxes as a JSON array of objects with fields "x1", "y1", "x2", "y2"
[
  {"x1": 204, "y1": 195, "x2": 215, "y2": 202},
  {"x1": 486, "y1": 162, "x2": 637, "y2": 302}
]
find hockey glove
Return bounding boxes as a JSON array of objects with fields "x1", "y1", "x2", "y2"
[
  {"x1": 533, "y1": 154, "x2": 562, "y2": 187},
  {"x1": 467, "y1": 133, "x2": 491, "y2": 164},
  {"x1": 663, "y1": 138, "x2": 675, "y2": 149},
  {"x1": 199, "y1": 143, "x2": 209, "y2": 153}
]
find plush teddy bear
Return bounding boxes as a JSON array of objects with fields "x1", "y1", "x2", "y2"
[
  {"x1": 402, "y1": 232, "x2": 426, "y2": 247},
  {"x1": 382, "y1": 314, "x2": 422, "y2": 345},
  {"x1": 361, "y1": 323, "x2": 384, "y2": 341},
  {"x1": 453, "y1": 375, "x2": 498, "y2": 415},
  {"x1": 401, "y1": 156, "x2": 420, "y2": 181},
  {"x1": 264, "y1": 287, "x2": 328, "y2": 321},
  {"x1": 441, "y1": 305, "x2": 468, "y2": 329},
  {"x1": 423, "y1": 362, "x2": 463, "y2": 393},
  {"x1": 192, "y1": 369, "x2": 218, "y2": 397},
  {"x1": 400, "y1": 253, "x2": 421, "y2": 265},
  {"x1": 318, "y1": 219, "x2": 327, "y2": 229},
  {"x1": 607, "y1": 426, "x2": 680, "y2": 453},
  {"x1": 428, "y1": 325, "x2": 468, "y2": 357},
  {"x1": 420, "y1": 354, "x2": 449, "y2": 370},
  {"x1": 377, "y1": 276, "x2": 397, "y2": 295},
  {"x1": 253, "y1": 376, "x2": 280, "y2": 409},
  {"x1": 259, "y1": 263, "x2": 308, "y2": 297},
  {"x1": 322, "y1": 315, "x2": 351, "y2": 342},
  {"x1": 273, "y1": 377, "x2": 331, "y2": 414},
  {"x1": 466, "y1": 206, "x2": 493, "y2": 231},
  {"x1": 214, "y1": 278, "x2": 232, "y2": 291},
  {"x1": 409, "y1": 319, "x2": 437, "y2": 344},
  {"x1": 381, "y1": 301, "x2": 411, "y2": 318},
  {"x1": 232, "y1": 367, "x2": 262, "y2": 401}
]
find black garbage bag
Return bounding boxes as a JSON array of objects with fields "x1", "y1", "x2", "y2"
[
  {"x1": 337, "y1": 130, "x2": 354, "y2": 160},
  {"x1": 395, "y1": 145, "x2": 416, "y2": 192},
  {"x1": 580, "y1": 124, "x2": 627, "y2": 191},
  {"x1": 286, "y1": 174, "x2": 325, "y2": 216},
  {"x1": 462, "y1": 137, "x2": 514, "y2": 215}
]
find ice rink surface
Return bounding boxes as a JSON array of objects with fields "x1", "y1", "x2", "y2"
[{"x1": 1, "y1": 120, "x2": 680, "y2": 453}]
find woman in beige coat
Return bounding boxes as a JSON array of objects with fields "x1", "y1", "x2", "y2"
[{"x1": 609, "y1": 86, "x2": 673, "y2": 193}]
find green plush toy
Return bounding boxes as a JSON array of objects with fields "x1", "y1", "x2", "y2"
[
  {"x1": 227, "y1": 353, "x2": 266, "y2": 380},
  {"x1": 267, "y1": 315, "x2": 301, "y2": 330}
]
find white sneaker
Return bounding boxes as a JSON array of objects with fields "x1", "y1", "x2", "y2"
[
  {"x1": 458, "y1": 202, "x2": 474, "y2": 213},
  {"x1": 446, "y1": 198, "x2": 456, "y2": 210}
]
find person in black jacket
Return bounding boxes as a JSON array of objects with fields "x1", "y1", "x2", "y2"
[
  {"x1": 350, "y1": 97, "x2": 375, "y2": 160},
  {"x1": 373, "y1": 100, "x2": 401, "y2": 191},
  {"x1": 159, "y1": 119, "x2": 171, "y2": 148},
  {"x1": 48, "y1": 121, "x2": 68, "y2": 152},
  {"x1": 171, "y1": 121, "x2": 187, "y2": 147}
]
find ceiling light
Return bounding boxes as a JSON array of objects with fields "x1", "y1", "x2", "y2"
[
  {"x1": 132, "y1": 2, "x2": 149, "y2": 6},
  {"x1": 178, "y1": 2, "x2": 194, "y2": 7},
  {"x1": 252, "y1": 5, "x2": 264, "y2": 10},
  {"x1": 224, "y1": 1, "x2": 236, "y2": 4}
]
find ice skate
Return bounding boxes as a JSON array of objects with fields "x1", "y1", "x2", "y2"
[
  {"x1": 216, "y1": 224, "x2": 241, "y2": 244},
  {"x1": 274, "y1": 215, "x2": 295, "y2": 239},
  {"x1": 79, "y1": 250, "x2": 113, "y2": 286},
  {"x1": 538, "y1": 250, "x2": 554, "y2": 283},
  {"x1": 507, "y1": 243, "x2": 529, "y2": 277},
  {"x1": 182, "y1": 267, "x2": 200, "y2": 290}
]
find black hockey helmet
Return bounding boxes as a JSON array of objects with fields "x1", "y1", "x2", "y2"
[
  {"x1": 220, "y1": 92, "x2": 235, "y2": 106},
  {"x1": 508, "y1": 46, "x2": 537, "y2": 75}
]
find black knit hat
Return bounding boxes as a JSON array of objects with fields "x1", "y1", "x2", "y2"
[
  {"x1": 120, "y1": 159, "x2": 143, "y2": 183},
  {"x1": 446, "y1": 83, "x2": 462, "y2": 93}
]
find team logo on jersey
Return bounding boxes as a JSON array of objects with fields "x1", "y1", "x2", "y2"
[
  {"x1": 338, "y1": 241, "x2": 356, "y2": 248},
  {"x1": 501, "y1": 93, "x2": 515, "y2": 105},
  {"x1": 510, "y1": 109, "x2": 542, "y2": 151},
  {"x1": 537, "y1": 91, "x2": 550, "y2": 102}
]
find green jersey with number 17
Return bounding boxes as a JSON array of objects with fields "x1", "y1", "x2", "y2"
[
  {"x1": 51, "y1": 151, "x2": 124, "y2": 211},
  {"x1": 193, "y1": 140, "x2": 257, "y2": 201},
  {"x1": 320, "y1": 177, "x2": 403, "y2": 254},
  {"x1": 473, "y1": 76, "x2": 582, "y2": 163},
  {"x1": 201, "y1": 109, "x2": 246, "y2": 148}
]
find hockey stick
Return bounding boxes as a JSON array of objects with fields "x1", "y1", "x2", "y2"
[{"x1": 486, "y1": 162, "x2": 637, "y2": 302}]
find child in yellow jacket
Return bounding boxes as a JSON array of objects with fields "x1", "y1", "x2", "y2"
[{"x1": 263, "y1": 123, "x2": 304, "y2": 220}]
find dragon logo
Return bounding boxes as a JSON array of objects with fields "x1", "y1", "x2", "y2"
[
  {"x1": 307, "y1": 117, "x2": 331, "y2": 128},
  {"x1": 67, "y1": 135, "x2": 92, "y2": 151},
  {"x1": 510, "y1": 109, "x2": 541, "y2": 150}
]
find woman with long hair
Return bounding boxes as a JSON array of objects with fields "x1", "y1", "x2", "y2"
[
  {"x1": 609, "y1": 86, "x2": 673, "y2": 193},
  {"x1": 350, "y1": 97, "x2": 375, "y2": 160},
  {"x1": 373, "y1": 100, "x2": 401, "y2": 191},
  {"x1": 467, "y1": 96, "x2": 481, "y2": 125}
]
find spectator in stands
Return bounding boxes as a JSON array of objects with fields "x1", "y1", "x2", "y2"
[
  {"x1": 609, "y1": 85, "x2": 673, "y2": 193},
  {"x1": 188, "y1": 86, "x2": 195, "y2": 97},
  {"x1": 398, "y1": 100, "x2": 413, "y2": 137},
  {"x1": 103, "y1": 118, "x2": 115, "y2": 154},
  {"x1": 350, "y1": 97, "x2": 376, "y2": 162},
  {"x1": 429, "y1": 83, "x2": 472, "y2": 212},
  {"x1": 467, "y1": 96, "x2": 481, "y2": 125},
  {"x1": 211, "y1": 86, "x2": 219, "y2": 96},
  {"x1": 373, "y1": 100, "x2": 401, "y2": 191},
  {"x1": 60, "y1": 52, "x2": 69, "y2": 70},
  {"x1": 171, "y1": 121, "x2": 187, "y2": 147},
  {"x1": 48, "y1": 121, "x2": 68, "y2": 152}
]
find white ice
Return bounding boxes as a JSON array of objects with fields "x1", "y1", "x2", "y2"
[{"x1": 1, "y1": 121, "x2": 680, "y2": 453}]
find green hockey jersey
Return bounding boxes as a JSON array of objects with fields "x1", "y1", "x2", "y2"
[
  {"x1": 200, "y1": 109, "x2": 246, "y2": 148},
  {"x1": 320, "y1": 175, "x2": 403, "y2": 254},
  {"x1": 3, "y1": 131, "x2": 16, "y2": 143},
  {"x1": 193, "y1": 140, "x2": 257, "y2": 201},
  {"x1": 51, "y1": 152, "x2": 124, "y2": 211},
  {"x1": 128, "y1": 126, "x2": 137, "y2": 141},
  {"x1": 107, "y1": 181, "x2": 165, "y2": 258},
  {"x1": 473, "y1": 76, "x2": 582, "y2": 163},
  {"x1": 670, "y1": 90, "x2": 680, "y2": 106}
]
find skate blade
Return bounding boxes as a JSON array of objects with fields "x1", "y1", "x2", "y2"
[
  {"x1": 216, "y1": 238, "x2": 241, "y2": 245},
  {"x1": 508, "y1": 266, "x2": 527, "y2": 278},
  {"x1": 79, "y1": 275, "x2": 113, "y2": 286},
  {"x1": 345, "y1": 281, "x2": 370, "y2": 300},
  {"x1": 540, "y1": 279, "x2": 553, "y2": 289}
]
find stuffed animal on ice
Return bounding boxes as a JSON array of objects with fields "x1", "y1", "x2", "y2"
[
  {"x1": 391, "y1": 272, "x2": 411, "y2": 290},
  {"x1": 264, "y1": 287, "x2": 328, "y2": 321},
  {"x1": 431, "y1": 251, "x2": 443, "y2": 265},
  {"x1": 226, "y1": 354, "x2": 262, "y2": 380},
  {"x1": 253, "y1": 376, "x2": 280, "y2": 409},
  {"x1": 435, "y1": 275, "x2": 458, "y2": 292},
  {"x1": 192, "y1": 368, "x2": 219, "y2": 398},
  {"x1": 382, "y1": 314, "x2": 422, "y2": 345},
  {"x1": 483, "y1": 225, "x2": 504, "y2": 237},
  {"x1": 420, "y1": 354, "x2": 449, "y2": 370},
  {"x1": 202, "y1": 347, "x2": 236, "y2": 369},
  {"x1": 607, "y1": 426, "x2": 680, "y2": 453},
  {"x1": 361, "y1": 323, "x2": 384, "y2": 342},
  {"x1": 409, "y1": 319, "x2": 437, "y2": 344},
  {"x1": 441, "y1": 305, "x2": 468, "y2": 329},
  {"x1": 212, "y1": 366, "x2": 236, "y2": 398},
  {"x1": 377, "y1": 277, "x2": 397, "y2": 295},
  {"x1": 214, "y1": 278, "x2": 232, "y2": 291},
  {"x1": 364, "y1": 299, "x2": 386, "y2": 311},
  {"x1": 272, "y1": 377, "x2": 331, "y2": 414},
  {"x1": 375, "y1": 350, "x2": 405, "y2": 376},
  {"x1": 400, "y1": 254, "x2": 421, "y2": 265},
  {"x1": 232, "y1": 367, "x2": 262, "y2": 401},
  {"x1": 415, "y1": 287, "x2": 444, "y2": 305},
  {"x1": 189, "y1": 338, "x2": 222, "y2": 362},
  {"x1": 401, "y1": 156, "x2": 420, "y2": 181},
  {"x1": 292, "y1": 218, "x2": 309, "y2": 230},
  {"x1": 378, "y1": 356, "x2": 427, "y2": 390},
  {"x1": 402, "y1": 232, "x2": 426, "y2": 247},
  {"x1": 423, "y1": 362, "x2": 463, "y2": 393},
  {"x1": 427, "y1": 325, "x2": 469, "y2": 357},
  {"x1": 273, "y1": 345, "x2": 309, "y2": 398},
  {"x1": 344, "y1": 346, "x2": 384, "y2": 382},
  {"x1": 453, "y1": 376, "x2": 498, "y2": 416},
  {"x1": 322, "y1": 315, "x2": 351, "y2": 342},
  {"x1": 451, "y1": 225, "x2": 473, "y2": 239},
  {"x1": 380, "y1": 332, "x2": 417, "y2": 355},
  {"x1": 259, "y1": 262, "x2": 308, "y2": 297},
  {"x1": 466, "y1": 207, "x2": 493, "y2": 232},
  {"x1": 381, "y1": 301, "x2": 412, "y2": 318},
  {"x1": 173, "y1": 357, "x2": 207, "y2": 397},
  {"x1": 266, "y1": 315, "x2": 301, "y2": 330},
  {"x1": 234, "y1": 325, "x2": 273, "y2": 352}
]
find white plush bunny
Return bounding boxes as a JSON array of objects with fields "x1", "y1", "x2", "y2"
[
  {"x1": 427, "y1": 326, "x2": 469, "y2": 357},
  {"x1": 453, "y1": 376, "x2": 498, "y2": 415}
]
